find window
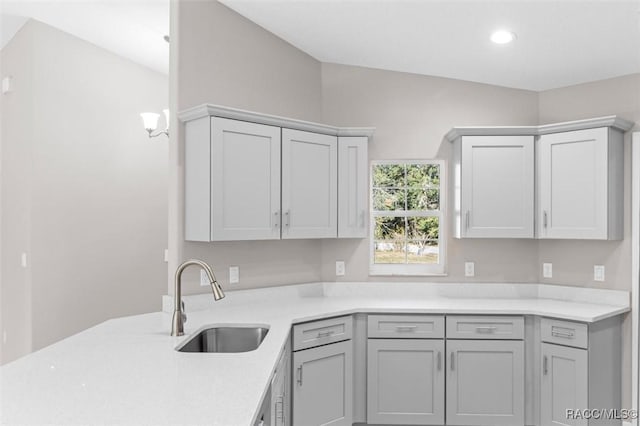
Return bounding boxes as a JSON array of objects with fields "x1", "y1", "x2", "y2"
[{"x1": 370, "y1": 160, "x2": 445, "y2": 275}]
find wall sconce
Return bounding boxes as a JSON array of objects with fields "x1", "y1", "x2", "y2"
[{"x1": 141, "y1": 109, "x2": 170, "y2": 138}]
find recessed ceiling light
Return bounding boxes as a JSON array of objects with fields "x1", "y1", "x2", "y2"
[{"x1": 490, "y1": 30, "x2": 517, "y2": 44}]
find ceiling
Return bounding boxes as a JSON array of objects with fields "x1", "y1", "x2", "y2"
[
  {"x1": 0, "y1": 0, "x2": 169, "y2": 75},
  {"x1": 220, "y1": 0, "x2": 640, "y2": 91},
  {"x1": 1, "y1": 1, "x2": 639, "y2": 91}
]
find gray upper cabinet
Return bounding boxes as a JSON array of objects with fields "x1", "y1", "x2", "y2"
[
  {"x1": 185, "y1": 117, "x2": 282, "y2": 242},
  {"x1": 337, "y1": 136, "x2": 368, "y2": 238},
  {"x1": 180, "y1": 104, "x2": 374, "y2": 242},
  {"x1": 457, "y1": 135, "x2": 535, "y2": 238},
  {"x1": 446, "y1": 116, "x2": 633, "y2": 240},
  {"x1": 537, "y1": 127, "x2": 623, "y2": 240},
  {"x1": 282, "y1": 129, "x2": 338, "y2": 239}
]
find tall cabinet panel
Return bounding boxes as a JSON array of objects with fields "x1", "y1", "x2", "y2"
[
  {"x1": 282, "y1": 128, "x2": 338, "y2": 239},
  {"x1": 537, "y1": 127, "x2": 623, "y2": 240},
  {"x1": 460, "y1": 135, "x2": 534, "y2": 238},
  {"x1": 338, "y1": 136, "x2": 368, "y2": 238}
]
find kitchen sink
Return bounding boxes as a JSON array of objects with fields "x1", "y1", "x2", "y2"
[{"x1": 177, "y1": 326, "x2": 269, "y2": 353}]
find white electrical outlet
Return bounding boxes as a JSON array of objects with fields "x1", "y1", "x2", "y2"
[
  {"x1": 2, "y1": 76, "x2": 12, "y2": 94},
  {"x1": 594, "y1": 265, "x2": 605, "y2": 282},
  {"x1": 2, "y1": 330, "x2": 6, "y2": 344},
  {"x1": 200, "y1": 270, "x2": 209, "y2": 286},
  {"x1": 163, "y1": 249, "x2": 169, "y2": 262},
  {"x1": 336, "y1": 261, "x2": 345, "y2": 276},
  {"x1": 543, "y1": 263, "x2": 553, "y2": 278},
  {"x1": 229, "y1": 266, "x2": 239, "y2": 284},
  {"x1": 464, "y1": 262, "x2": 474, "y2": 277},
  {"x1": 20, "y1": 253, "x2": 27, "y2": 268}
]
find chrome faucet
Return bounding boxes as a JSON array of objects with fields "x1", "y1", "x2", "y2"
[{"x1": 171, "y1": 259, "x2": 225, "y2": 336}]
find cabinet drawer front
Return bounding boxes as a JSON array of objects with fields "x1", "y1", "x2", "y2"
[
  {"x1": 293, "y1": 316, "x2": 353, "y2": 351},
  {"x1": 446, "y1": 316, "x2": 524, "y2": 340},
  {"x1": 368, "y1": 315, "x2": 444, "y2": 339},
  {"x1": 541, "y1": 318, "x2": 588, "y2": 349}
]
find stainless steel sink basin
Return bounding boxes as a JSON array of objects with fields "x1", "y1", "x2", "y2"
[{"x1": 177, "y1": 326, "x2": 269, "y2": 353}]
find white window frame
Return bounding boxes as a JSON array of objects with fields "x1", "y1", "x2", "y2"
[{"x1": 369, "y1": 159, "x2": 447, "y2": 276}]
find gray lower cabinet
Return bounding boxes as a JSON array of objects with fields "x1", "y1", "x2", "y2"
[
  {"x1": 446, "y1": 340, "x2": 524, "y2": 426},
  {"x1": 367, "y1": 338, "x2": 445, "y2": 424},
  {"x1": 539, "y1": 317, "x2": 621, "y2": 426},
  {"x1": 541, "y1": 342, "x2": 588, "y2": 426},
  {"x1": 271, "y1": 339, "x2": 290, "y2": 426},
  {"x1": 292, "y1": 316, "x2": 353, "y2": 426}
]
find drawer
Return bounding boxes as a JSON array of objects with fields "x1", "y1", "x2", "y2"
[
  {"x1": 367, "y1": 314, "x2": 444, "y2": 339},
  {"x1": 541, "y1": 317, "x2": 588, "y2": 349},
  {"x1": 293, "y1": 315, "x2": 353, "y2": 351},
  {"x1": 446, "y1": 315, "x2": 524, "y2": 340}
]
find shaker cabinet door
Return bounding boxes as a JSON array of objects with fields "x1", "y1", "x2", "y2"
[
  {"x1": 460, "y1": 135, "x2": 534, "y2": 238},
  {"x1": 446, "y1": 339, "x2": 524, "y2": 426},
  {"x1": 282, "y1": 129, "x2": 338, "y2": 239},
  {"x1": 367, "y1": 339, "x2": 444, "y2": 425},
  {"x1": 540, "y1": 343, "x2": 588, "y2": 426},
  {"x1": 292, "y1": 341, "x2": 353, "y2": 426}
]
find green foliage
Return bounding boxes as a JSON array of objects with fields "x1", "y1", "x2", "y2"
[{"x1": 372, "y1": 163, "x2": 441, "y2": 264}]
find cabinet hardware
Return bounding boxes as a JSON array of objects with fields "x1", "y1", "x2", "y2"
[
  {"x1": 437, "y1": 351, "x2": 442, "y2": 371},
  {"x1": 475, "y1": 326, "x2": 497, "y2": 333},
  {"x1": 395, "y1": 325, "x2": 418, "y2": 331},
  {"x1": 465, "y1": 211, "x2": 470, "y2": 230},
  {"x1": 551, "y1": 328, "x2": 575, "y2": 339},
  {"x1": 284, "y1": 210, "x2": 291, "y2": 228},
  {"x1": 296, "y1": 366, "x2": 303, "y2": 386},
  {"x1": 275, "y1": 397, "x2": 284, "y2": 421},
  {"x1": 451, "y1": 352, "x2": 455, "y2": 371},
  {"x1": 317, "y1": 330, "x2": 335, "y2": 338},
  {"x1": 543, "y1": 211, "x2": 548, "y2": 229},
  {"x1": 543, "y1": 355, "x2": 548, "y2": 375},
  {"x1": 274, "y1": 211, "x2": 280, "y2": 228}
]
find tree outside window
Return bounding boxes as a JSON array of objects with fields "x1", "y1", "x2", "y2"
[{"x1": 370, "y1": 160, "x2": 445, "y2": 275}]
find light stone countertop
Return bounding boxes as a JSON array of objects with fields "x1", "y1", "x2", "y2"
[{"x1": 0, "y1": 282, "x2": 630, "y2": 426}]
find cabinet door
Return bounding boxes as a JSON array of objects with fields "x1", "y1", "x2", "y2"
[
  {"x1": 367, "y1": 339, "x2": 444, "y2": 425},
  {"x1": 540, "y1": 343, "x2": 588, "y2": 426},
  {"x1": 538, "y1": 127, "x2": 609, "y2": 239},
  {"x1": 271, "y1": 343, "x2": 290, "y2": 426},
  {"x1": 282, "y1": 129, "x2": 337, "y2": 239},
  {"x1": 338, "y1": 136, "x2": 368, "y2": 238},
  {"x1": 461, "y1": 135, "x2": 534, "y2": 238},
  {"x1": 292, "y1": 340, "x2": 353, "y2": 426},
  {"x1": 446, "y1": 340, "x2": 524, "y2": 426},
  {"x1": 210, "y1": 117, "x2": 281, "y2": 241}
]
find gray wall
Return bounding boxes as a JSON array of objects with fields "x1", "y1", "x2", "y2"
[
  {"x1": 537, "y1": 74, "x2": 640, "y2": 409},
  {"x1": 319, "y1": 63, "x2": 541, "y2": 283},
  {"x1": 0, "y1": 20, "x2": 169, "y2": 362},
  {"x1": 172, "y1": 0, "x2": 324, "y2": 295}
]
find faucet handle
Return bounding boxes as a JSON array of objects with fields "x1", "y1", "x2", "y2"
[{"x1": 181, "y1": 300, "x2": 187, "y2": 324}]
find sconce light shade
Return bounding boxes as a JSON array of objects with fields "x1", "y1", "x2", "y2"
[{"x1": 141, "y1": 112, "x2": 160, "y2": 131}]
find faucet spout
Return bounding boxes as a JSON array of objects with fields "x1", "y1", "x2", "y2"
[{"x1": 171, "y1": 259, "x2": 225, "y2": 336}]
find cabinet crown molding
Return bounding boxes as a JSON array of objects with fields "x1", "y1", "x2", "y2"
[
  {"x1": 178, "y1": 103, "x2": 375, "y2": 138},
  {"x1": 445, "y1": 115, "x2": 635, "y2": 142}
]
